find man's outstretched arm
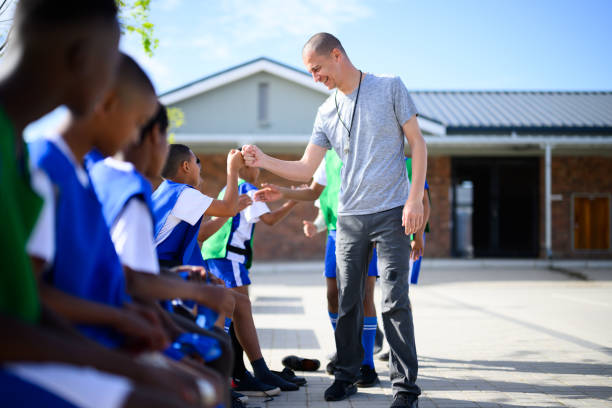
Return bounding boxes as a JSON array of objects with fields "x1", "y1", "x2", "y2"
[{"x1": 242, "y1": 143, "x2": 327, "y2": 182}]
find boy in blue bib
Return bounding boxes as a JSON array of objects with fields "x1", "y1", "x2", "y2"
[
  {"x1": 89, "y1": 103, "x2": 243, "y2": 406},
  {"x1": 26, "y1": 55, "x2": 214, "y2": 406},
  {"x1": 156, "y1": 145, "x2": 299, "y2": 396}
]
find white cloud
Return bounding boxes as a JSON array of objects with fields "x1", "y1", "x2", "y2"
[
  {"x1": 219, "y1": 0, "x2": 372, "y2": 44},
  {"x1": 156, "y1": 0, "x2": 183, "y2": 12}
]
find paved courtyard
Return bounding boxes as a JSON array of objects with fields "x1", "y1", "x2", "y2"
[{"x1": 243, "y1": 263, "x2": 612, "y2": 408}]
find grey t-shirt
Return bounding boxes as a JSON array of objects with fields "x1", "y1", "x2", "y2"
[{"x1": 309, "y1": 73, "x2": 418, "y2": 216}]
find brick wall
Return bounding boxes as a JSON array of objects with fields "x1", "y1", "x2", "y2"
[
  {"x1": 426, "y1": 156, "x2": 452, "y2": 257},
  {"x1": 195, "y1": 152, "x2": 453, "y2": 260},
  {"x1": 548, "y1": 156, "x2": 612, "y2": 259},
  {"x1": 194, "y1": 153, "x2": 611, "y2": 260},
  {"x1": 196, "y1": 153, "x2": 325, "y2": 261}
]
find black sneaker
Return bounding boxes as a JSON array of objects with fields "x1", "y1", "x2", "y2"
[
  {"x1": 355, "y1": 364, "x2": 379, "y2": 387},
  {"x1": 232, "y1": 372, "x2": 281, "y2": 397},
  {"x1": 255, "y1": 369, "x2": 299, "y2": 391},
  {"x1": 374, "y1": 324, "x2": 385, "y2": 354},
  {"x1": 230, "y1": 389, "x2": 248, "y2": 404},
  {"x1": 231, "y1": 390, "x2": 247, "y2": 408},
  {"x1": 390, "y1": 393, "x2": 419, "y2": 408},
  {"x1": 324, "y1": 380, "x2": 357, "y2": 401},
  {"x1": 271, "y1": 367, "x2": 307, "y2": 386},
  {"x1": 231, "y1": 397, "x2": 246, "y2": 408},
  {"x1": 378, "y1": 351, "x2": 390, "y2": 361},
  {"x1": 326, "y1": 353, "x2": 337, "y2": 375}
]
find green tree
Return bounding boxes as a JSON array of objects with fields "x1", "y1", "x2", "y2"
[
  {"x1": 116, "y1": 0, "x2": 158, "y2": 57},
  {"x1": 1, "y1": 0, "x2": 159, "y2": 57}
]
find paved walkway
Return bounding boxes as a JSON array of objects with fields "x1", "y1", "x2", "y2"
[{"x1": 244, "y1": 263, "x2": 612, "y2": 408}]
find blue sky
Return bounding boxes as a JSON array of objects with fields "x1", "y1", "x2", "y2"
[
  {"x1": 122, "y1": 0, "x2": 612, "y2": 94},
  {"x1": 20, "y1": 0, "x2": 612, "y2": 138}
]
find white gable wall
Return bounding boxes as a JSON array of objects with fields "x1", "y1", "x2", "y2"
[{"x1": 169, "y1": 72, "x2": 328, "y2": 135}]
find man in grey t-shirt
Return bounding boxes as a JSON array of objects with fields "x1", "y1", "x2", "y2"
[{"x1": 243, "y1": 32, "x2": 427, "y2": 408}]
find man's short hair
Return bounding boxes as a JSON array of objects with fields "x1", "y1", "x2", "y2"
[
  {"x1": 15, "y1": 0, "x2": 118, "y2": 30},
  {"x1": 303, "y1": 32, "x2": 345, "y2": 56},
  {"x1": 116, "y1": 53, "x2": 156, "y2": 103},
  {"x1": 162, "y1": 144, "x2": 192, "y2": 179}
]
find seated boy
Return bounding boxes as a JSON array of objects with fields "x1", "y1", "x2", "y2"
[
  {"x1": 154, "y1": 144, "x2": 298, "y2": 395},
  {"x1": 26, "y1": 53, "x2": 220, "y2": 406},
  {"x1": 1, "y1": 1, "x2": 206, "y2": 407},
  {"x1": 88, "y1": 103, "x2": 250, "y2": 405},
  {"x1": 202, "y1": 164, "x2": 302, "y2": 387}
]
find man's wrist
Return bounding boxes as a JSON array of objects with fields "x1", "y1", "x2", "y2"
[
  {"x1": 258, "y1": 152, "x2": 271, "y2": 169},
  {"x1": 406, "y1": 194, "x2": 424, "y2": 204}
]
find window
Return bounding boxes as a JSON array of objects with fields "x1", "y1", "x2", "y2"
[
  {"x1": 573, "y1": 194, "x2": 610, "y2": 251},
  {"x1": 258, "y1": 82, "x2": 269, "y2": 126}
]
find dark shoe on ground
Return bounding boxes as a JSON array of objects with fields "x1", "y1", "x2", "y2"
[
  {"x1": 326, "y1": 353, "x2": 337, "y2": 375},
  {"x1": 230, "y1": 389, "x2": 248, "y2": 404},
  {"x1": 231, "y1": 396, "x2": 246, "y2": 408},
  {"x1": 282, "y1": 355, "x2": 321, "y2": 372},
  {"x1": 390, "y1": 393, "x2": 419, "y2": 408},
  {"x1": 378, "y1": 351, "x2": 389, "y2": 361},
  {"x1": 232, "y1": 371, "x2": 281, "y2": 397},
  {"x1": 374, "y1": 324, "x2": 385, "y2": 354},
  {"x1": 255, "y1": 370, "x2": 299, "y2": 391},
  {"x1": 271, "y1": 367, "x2": 307, "y2": 386},
  {"x1": 355, "y1": 364, "x2": 380, "y2": 388},
  {"x1": 324, "y1": 380, "x2": 357, "y2": 401}
]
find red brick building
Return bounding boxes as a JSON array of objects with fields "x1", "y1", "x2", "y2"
[{"x1": 161, "y1": 58, "x2": 612, "y2": 260}]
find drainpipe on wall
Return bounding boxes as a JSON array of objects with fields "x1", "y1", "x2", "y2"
[{"x1": 544, "y1": 143, "x2": 553, "y2": 260}]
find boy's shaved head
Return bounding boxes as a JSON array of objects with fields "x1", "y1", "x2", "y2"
[
  {"x1": 15, "y1": 0, "x2": 117, "y2": 32},
  {"x1": 115, "y1": 53, "x2": 156, "y2": 105},
  {"x1": 162, "y1": 144, "x2": 193, "y2": 179}
]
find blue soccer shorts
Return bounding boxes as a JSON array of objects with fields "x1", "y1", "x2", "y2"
[{"x1": 324, "y1": 229, "x2": 379, "y2": 278}]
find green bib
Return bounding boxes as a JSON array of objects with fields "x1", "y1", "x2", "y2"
[
  {"x1": 0, "y1": 107, "x2": 43, "y2": 323},
  {"x1": 318, "y1": 150, "x2": 343, "y2": 231},
  {"x1": 201, "y1": 180, "x2": 256, "y2": 268}
]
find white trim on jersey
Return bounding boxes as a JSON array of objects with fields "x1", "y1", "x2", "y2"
[{"x1": 155, "y1": 188, "x2": 213, "y2": 246}]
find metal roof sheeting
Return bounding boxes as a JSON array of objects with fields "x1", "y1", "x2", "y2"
[{"x1": 410, "y1": 91, "x2": 612, "y2": 134}]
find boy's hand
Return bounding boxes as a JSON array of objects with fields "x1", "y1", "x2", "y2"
[
  {"x1": 241, "y1": 144, "x2": 264, "y2": 167},
  {"x1": 119, "y1": 304, "x2": 170, "y2": 351},
  {"x1": 303, "y1": 220, "x2": 317, "y2": 238},
  {"x1": 402, "y1": 199, "x2": 424, "y2": 235},
  {"x1": 137, "y1": 365, "x2": 201, "y2": 405},
  {"x1": 206, "y1": 286, "x2": 235, "y2": 317},
  {"x1": 254, "y1": 183, "x2": 282, "y2": 202},
  {"x1": 173, "y1": 265, "x2": 226, "y2": 286},
  {"x1": 237, "y1": 194, "x2": 253, "y2": 211},
  {"x1": 227, "y1": 149, "x2": 244, "y2": 172},
  {"x1": 411, "y1": 234, "x2": 425, "y2": 260}
]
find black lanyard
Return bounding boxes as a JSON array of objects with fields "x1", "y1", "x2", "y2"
[{"x1": 334, "y1": 70, "x2": 363, "y2": 143}]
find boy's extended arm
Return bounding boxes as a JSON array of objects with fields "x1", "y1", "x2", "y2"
[
  {"x1": 242, "y1": 143, "x2": 326, "y2": 182},
  {"x1": 124, "y1": 267, "x2": 235, "y2": 317},
  {"x1": 39, "y1": 282, "x2": 168, "y2": 350},
  {"x1": 205, "y1": 149, "x2": 243, "y2": 217},
  {"x1": 198, "y1": 216, "x2": 230, "y2": 243},
  {"x1": 259, "y1": 200, "x2": 298, "y2": 226},
  {"x1": 254, "y1": 180, "x2": 325, "y2": 203},
  {"x1": 0, "y1": 314, "x2": 200, "y2": 404},
  {"x1": 198, "y1": 194, "x2": 252, "y2": 243}
]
